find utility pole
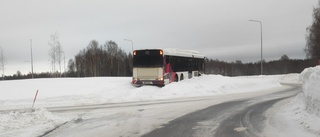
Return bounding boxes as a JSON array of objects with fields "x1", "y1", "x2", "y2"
[{"x1": 63, "y1": 51, "x2": 66, "y2": 77}]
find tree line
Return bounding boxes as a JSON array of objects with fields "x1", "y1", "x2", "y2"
[
  {"x1": 204, "y1": 55, "x2": 315, "y2": 76},
  {"x1": 2, "y1": 55, "x2": 315, "y2": 80},
  {"x1": 67, "y1": 40, "x2": 133, "y2": 77}
]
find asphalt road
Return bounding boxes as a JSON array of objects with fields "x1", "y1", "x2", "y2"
[
  {"x1": 41, "y1": 86, "x2": 300, "y2": 137},
  {"x1": 142, "y1": 87, "x2": 300, "y2": 137}
]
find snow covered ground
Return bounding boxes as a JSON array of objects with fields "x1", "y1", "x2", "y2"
[
  {"x1": 0, "y1": 75, "x2": 282, "y2": 110},
  {"x1": 0, "y1": 70, "x2": 319, "y2": 137}
]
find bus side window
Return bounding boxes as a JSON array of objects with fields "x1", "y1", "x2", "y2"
[{"x1": 166, "y1": 56, "x2": 170, "y2": 64}]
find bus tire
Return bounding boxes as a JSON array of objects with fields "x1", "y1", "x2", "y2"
[
  {"x1": 180, "y1": 74, "x2": 184, "y2": 81},
  {"x1": 174, "y1": 74, "x2": 179, "y2": 82}
]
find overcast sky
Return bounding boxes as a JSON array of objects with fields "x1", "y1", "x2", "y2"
[{"x1": 0, "y1": 0, "x2": 318, "y2": 75}]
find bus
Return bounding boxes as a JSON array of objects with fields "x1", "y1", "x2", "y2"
[{"x1": 132, "y1": 48, "x2": 205, "y2": 86}]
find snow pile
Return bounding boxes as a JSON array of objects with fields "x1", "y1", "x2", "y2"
[
  {"x1": 0, "y1": 108, "x2": 68, "y2": 137},
  {"x1": 123, "y1": 75, "x2": 282, "y2": 102},
  {"x1": 162, "y1": 75, "x2": 280, "y2": 95},
  {"x1": 278, "y1": 73, "x2": 302, "y2": 85},
  {"x1": 277, "y1": 66, "x2": 320, "y2": 136},
  {"x1": 299, "y1": 66, "x2": 320, "y2": 116}
]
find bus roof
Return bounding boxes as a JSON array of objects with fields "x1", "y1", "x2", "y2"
[
  {"x1": 163, "y1": 48, "x2": 204, "y2": 59},
  {"x1": 134, "y1": 48, "x2": 205, "y2": 59}
]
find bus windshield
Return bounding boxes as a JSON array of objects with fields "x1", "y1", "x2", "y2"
[{"x1": 133, "y1": 50, "x2": 163, "y2": 67}]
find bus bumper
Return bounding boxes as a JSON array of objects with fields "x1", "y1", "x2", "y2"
[{"x1": 132, "y1": 79, "x2": 164, "y2": 86}]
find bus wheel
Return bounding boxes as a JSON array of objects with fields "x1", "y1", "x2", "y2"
[
  {"x1": 174, "y1": 74, "x2": 179, "y2": 82},
  {"x1": 180, "y1": 74, "x2": 184, "y2": 81}
]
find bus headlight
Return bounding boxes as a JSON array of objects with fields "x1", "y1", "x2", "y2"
[
  {"x1": 156, "y1": 77, "x2": 163, "y2": 81},
  {"x1": 133, "y1": 78, "x2": 139, "y2": 81}
]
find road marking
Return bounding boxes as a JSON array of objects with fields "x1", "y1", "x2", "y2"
[{"x1": 234, "y1": 127, "x2": 247, "y2": 132}]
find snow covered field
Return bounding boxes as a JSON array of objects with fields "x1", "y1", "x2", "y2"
[
  {"x1": 0, "y1": 75, "x2": 283, "y2": 110},
  {"x1": 0, "y1": 68, "x2": 319, "y2": 136}
]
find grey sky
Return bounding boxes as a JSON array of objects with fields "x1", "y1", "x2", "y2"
[{"x1": 0, "y1": 0, "x2": 318, "y2": 75}]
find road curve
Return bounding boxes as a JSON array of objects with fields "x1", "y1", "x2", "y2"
[
  {"x1": 142, "y1": 86, "x2": 300, "y2": 137},
  {"x1": 40, "y1": 86, "x2": 300, "y2": 137}
]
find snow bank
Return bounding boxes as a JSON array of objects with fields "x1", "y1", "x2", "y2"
[
  {"x1": 0, "y1": 108, "x2": 68, "y2": 137},
  {"x1": 278, "y1": 73, "x2": 301, "y2": 85},
  {"x1": 276, "y1": 66, "x2": 320, "y2": 136},
  {"x1": 300, "y1": 66, "x2": 320, "y2": 116},
  {"x1": 0, "y1": 77, "x2": 135, "y2": 109}
]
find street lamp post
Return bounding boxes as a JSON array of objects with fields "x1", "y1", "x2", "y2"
[
  {"x1": 124, "y1": 39, "x2": 134, "y2": 53},
  {"x1": 30, "y1": 39, "x2": 34, "y2": 79},
  {"x1": 0, "y1": 47, "x2": 4, "y2": 80},
  {"x1": 62, "y1": 51, "x2": 66, "y2": 77},
  {"x1": 249, "y1": 20, "x2": 263, "y2": 75}
]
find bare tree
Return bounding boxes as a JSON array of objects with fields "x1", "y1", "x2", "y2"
[
  {"x1": 56, "y1": 43, "x2": 63, "y2": 76},
  {"x1": 106, "y1": 41, "x2": 118, "y2": 76},
  {"x1": 67, "y1": 59, "x2": 76, "y2": 77},
  {"x1": 48, "y1": 32, "x2": 63, "y2": 77},
  {"x1": 0, "y1": 46, "x2": 6, "y2": 80},
  {"x1": 87, "y1": 40, "x2": 99, "y2": 76},
  {"x1": 280, "y1": 54, "x2": 290, "y2": 74}
]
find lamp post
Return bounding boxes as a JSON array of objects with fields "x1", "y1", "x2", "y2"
[
  {"x1": 124, "y1": 39, "x2": 134, "y2": 53},
  {"x1": 30, "y1": 39, "x2": 34, "y2": 78},
  {"x1": 0, "y1": 47, "x2": 4, "y2": 80},
  {"x1": 249, "y1": 20, "x2": 263, "y2": 75},
  {"x1": 62, "y1": 51, "x2": 66, "y2": 77}
]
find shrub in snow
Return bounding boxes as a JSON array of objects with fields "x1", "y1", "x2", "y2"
[{"x1": 299, "y1": 66, "x2": 320, "y2": 117}]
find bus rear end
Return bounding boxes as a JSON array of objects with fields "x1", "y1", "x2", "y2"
[{"x1": 132, "y1": 49, "x2": 165, "y2": 86}]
